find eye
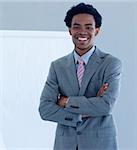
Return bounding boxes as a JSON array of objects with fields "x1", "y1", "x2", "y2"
[
  {"x1": 73, "y1": 26, "x2": 80, "y2": 30},
  {"x1": 86, "y1": 26, "x2": 94, "y2": 31}
]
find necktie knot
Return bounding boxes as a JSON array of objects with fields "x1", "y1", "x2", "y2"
[{"x1": 77, "y1": 59, "x2": 85, "y2": 65}]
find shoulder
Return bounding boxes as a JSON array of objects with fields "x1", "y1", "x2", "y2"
[
  {"x1": 50, "y1": 52, "x2": 73, "y2": 68},
  {"x1": 96, "y1": 47, "x2": 122, "y2": 66},
  {"x1": 53, "y1": 53, "x2": 72, "y2": 63}
]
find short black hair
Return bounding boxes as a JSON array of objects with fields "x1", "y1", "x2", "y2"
[{"x1": 64, "y1": 3, "x2": 102, "y2": 28}]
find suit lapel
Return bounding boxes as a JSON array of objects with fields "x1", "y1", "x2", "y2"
[
  {"x1": 79, "y1": 48, "x2": 103, "y2": 96},
  {"x1": 66, "y1": 52, "x2": 79, "y2": 95}
]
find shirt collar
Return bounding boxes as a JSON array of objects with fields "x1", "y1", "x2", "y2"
[{"x1": 73, "y1": 46, "x2": 95, "y2": 65}]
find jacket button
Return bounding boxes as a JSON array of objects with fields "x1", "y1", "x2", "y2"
[
  {"x1": 70, "y1": 105, "x2": 79, "y2": 109},
  {"x1": 65, "y1": 118, "x2": 73, "y2": 121},
  {"x1": 77, "y1": 131, "x2": 81, "y2": 135}
]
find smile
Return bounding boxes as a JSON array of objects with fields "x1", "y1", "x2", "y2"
[{"x1": 77, "y1": 37, "x2": 89, "y2": 41}]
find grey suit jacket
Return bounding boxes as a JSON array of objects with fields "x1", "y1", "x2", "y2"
[{"x1": 39, "y1": 47, "x2": 122, "y2": 150}]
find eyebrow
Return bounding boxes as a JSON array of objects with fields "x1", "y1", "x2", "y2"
[
  {"x1": 73, "y1": 23, "x2": 80, "y2": 26},
  {"x1": 85, "y1": 24, "x2": 93, "y2": 26},
  {"x1": 73, "y1": 23, "x2": 93, "y2": 26}
]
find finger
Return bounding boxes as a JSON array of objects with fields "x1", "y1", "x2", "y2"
[
  {"x1": 103, "y1": 84, "x2": 108, "y2": 89},
  {"x1": 97, "y1": 90, "x2": 103, "y2": 96},
  {"x1": 103, "y1": 86, "x2": 108, "y2": 90},
  {"x1": 104, "y1": 83, "x2": 109, "y2": 87}
]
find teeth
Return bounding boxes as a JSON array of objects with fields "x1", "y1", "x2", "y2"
[{"x1": 78, "y1": 37, "x2": 87, "y2": 41}]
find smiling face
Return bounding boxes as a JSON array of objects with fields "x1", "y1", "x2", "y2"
[{"x1": 69, "y1": 13, "x2": 100, "y2": 56}]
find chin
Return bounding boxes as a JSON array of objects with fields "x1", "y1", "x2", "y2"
[
  {"x1": 77, "y1": 46, "x2": 91, "y2": 51},
  {"x1": 79, "y1": 48, "x2": 88, "y2": 51}
]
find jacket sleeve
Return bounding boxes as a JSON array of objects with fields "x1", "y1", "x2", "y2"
[
  {"x1": 39, "y1": 62, "x2": 80, "y2": 127},
  {"x1": 65, "y1": 57, "x2": 122, "y2": 117}
]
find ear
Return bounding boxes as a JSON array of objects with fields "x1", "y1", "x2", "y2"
[
  {"x1": 95, "y1": 28, "x2": 100, "y2": 36},
  {"x1": 69, "y1": 28, "x2": 72, "y2": 35}
]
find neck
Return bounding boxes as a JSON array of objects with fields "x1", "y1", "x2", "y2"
[{"x1": 75, "y1": 46, "x2": 93, "y2": 56}]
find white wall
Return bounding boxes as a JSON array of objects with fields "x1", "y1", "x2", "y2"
[
  {"x1": 1, "y1": 1, "x2": 136, "y2": 31},
  {"x1": 0, "y1": 30, "x2": 73, "y2": 150}
]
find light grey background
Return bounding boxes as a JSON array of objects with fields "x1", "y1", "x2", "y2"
[{"x1": 0, "y1": 0, "x2": 137, "y2": 150}]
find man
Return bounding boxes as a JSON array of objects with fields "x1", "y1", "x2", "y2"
[{"x1": 39, "y1": 3, "x2": 122, "y2": 150}]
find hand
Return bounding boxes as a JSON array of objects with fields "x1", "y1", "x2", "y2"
[
  {"x1": 96, "y1": 83, "x2": 108, "y2": 97},
  {"x1": 57, "y1": 95, "x2": 68, "y2": 108},
  {"x1": 82, "y1": 83, "x2": 109, "y2": 119}
]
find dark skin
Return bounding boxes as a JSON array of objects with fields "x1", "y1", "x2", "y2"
[
  {"x1": 69, "y1": 13, "x2": 100, "y2": 56},
  {"x1": 57, "y1": 14, "x2": 108, "y2": 110}
]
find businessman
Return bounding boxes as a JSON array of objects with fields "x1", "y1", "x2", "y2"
[{"x1": 39, "y1": 3, "x2": 122, "y2": 150}]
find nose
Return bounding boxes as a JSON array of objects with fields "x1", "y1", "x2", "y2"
[{"x1": 79, "y1": 27, "x2": 87, "y2": 35}]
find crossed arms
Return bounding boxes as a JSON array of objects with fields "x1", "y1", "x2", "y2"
[
  {"x1": 39, "y1": 58, "x2": 122, "y2": 127},
  {"x1": 57, "y1": 83, "x2": 108, "y2": 108}
]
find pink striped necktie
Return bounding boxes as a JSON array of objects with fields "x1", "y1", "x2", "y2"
[{"x1": 77, "y1": 59, "x2": 85, "y2": 87}]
